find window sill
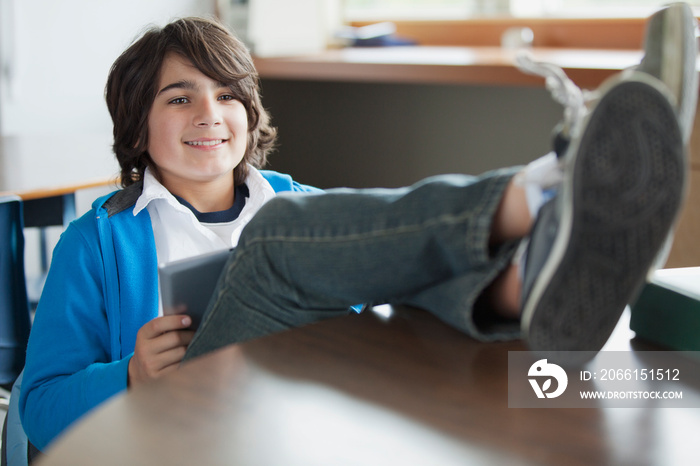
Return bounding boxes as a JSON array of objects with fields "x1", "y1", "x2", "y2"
[{"x1": 350, "y1": 17, "x2": 653, "y2": 49}]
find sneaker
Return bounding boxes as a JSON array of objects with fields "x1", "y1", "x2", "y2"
[
  {"x1": 520, "y1": 71, "x2": 686, "y2": 364},
  {"x1": 634, "y1": 2, "x2": 699, "y2": 145},
  {"x1": 634, "y1": 2, "x2": 699, "y2": 269}
]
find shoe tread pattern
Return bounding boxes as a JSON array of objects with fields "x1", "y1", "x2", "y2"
[{"x1": 527, "y1": 80, "x2": 685, "y2": 359}]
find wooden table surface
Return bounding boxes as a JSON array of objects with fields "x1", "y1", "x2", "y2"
[
  {"x1": 254, "y1": 46, "x2": 645, "y2": 89},
  {"x1": 37, "y1": 305, "x2": 700, "y2": 466}
]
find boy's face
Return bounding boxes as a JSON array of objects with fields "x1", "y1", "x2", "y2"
[{"x1": 147, "y1": 53, "x2": 248, "y2": 194}]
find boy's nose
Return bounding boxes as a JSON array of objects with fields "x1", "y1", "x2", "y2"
[{"x1": 194, "y1": 100, "x2": 221, "y2": 127}]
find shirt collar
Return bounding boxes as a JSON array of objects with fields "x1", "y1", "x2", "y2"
[
  {"x1": 133, "y1": 167, "x2": 184, "y2": 216},
  {"x1": 133, "y1": 166, "x2": 276, "y2": 217}
]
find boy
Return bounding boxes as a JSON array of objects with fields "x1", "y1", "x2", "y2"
[{"x1": 8, "y1": 3, "x2": 697, "y2": 462}]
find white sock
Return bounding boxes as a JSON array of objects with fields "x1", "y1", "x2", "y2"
[
  {"x1": 513, "y1": 237, "x2": 530, "y2": 282},
  {"x1": 511, "y1": 152, "x2": 563, "y2": 279},
  {"x1": 513, "y1": 151, "x2": 563, "y2": 219}
]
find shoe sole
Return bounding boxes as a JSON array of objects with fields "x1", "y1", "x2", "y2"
[
  {"x1": 638, "y1": 3, "x2": 699, "y2": 271},
  {"x1": 639, "y1": 2, "x2": 699, "y2": 144},
  {"x1": 662, "y1": 3, "x2": 698, "y2": 144},
  {"x1": 521, "y1": 73, "x2": 686, "y2": 364}
]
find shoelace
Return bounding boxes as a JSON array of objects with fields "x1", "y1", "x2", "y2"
[{"x1": 515, "y1": 51, "x2": 590, "y2": 135}]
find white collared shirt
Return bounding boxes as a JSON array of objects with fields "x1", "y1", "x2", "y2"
[{"x1": 134, "y1": 166, "x2": 277, "y2": 267}]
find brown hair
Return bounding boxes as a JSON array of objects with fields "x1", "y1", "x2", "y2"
[{"x1": 105, "y1": 17, "x2": 276, "y2": 187}]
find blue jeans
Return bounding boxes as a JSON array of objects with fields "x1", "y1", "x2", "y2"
[{"x1": 184, "y1": 168, "x2": 522, "y2": 360}]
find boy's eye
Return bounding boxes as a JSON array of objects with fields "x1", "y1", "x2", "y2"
[
  {"x1": 168, "y1": 97, "x2": 189, "y2": 105},
  {"x1": 219, "y1": 94, "x2": 236, "y2": 101}
]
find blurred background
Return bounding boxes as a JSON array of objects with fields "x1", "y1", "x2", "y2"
[{"x1": 1, "y1": 0, "x2": 697, "y2": 288}]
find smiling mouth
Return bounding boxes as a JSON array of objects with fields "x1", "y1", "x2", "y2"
[{"x1": 185, "y1": 139, "x2": 227, "y2": 146}]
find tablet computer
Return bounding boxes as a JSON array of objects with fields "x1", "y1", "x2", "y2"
[{"x1": 159, "y1": 249, "x2": 232, "y2": 330}]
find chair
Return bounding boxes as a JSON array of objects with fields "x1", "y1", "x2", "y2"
[
  {"x1": 0, "y1": 196, "x2": 31, "y2": 396},
  {"x1": 0, "y1": 196, "x2": 32, "y2": 465}
]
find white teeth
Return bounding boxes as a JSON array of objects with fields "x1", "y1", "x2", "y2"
[{"x1": 186, "y1": 139, "x2": 224, "y2": 146}]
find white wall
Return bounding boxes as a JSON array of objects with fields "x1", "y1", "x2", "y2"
[
  {"x1": 0, "y1": 0, "x2": 216, "y2": 136},
  {"x1": 0, "y1": 0, "x2": 217, "y2": 297}
]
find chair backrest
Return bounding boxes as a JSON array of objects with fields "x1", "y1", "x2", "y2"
[{"x1": 0, "y1": 196, "x2": 31, "y2": 390}]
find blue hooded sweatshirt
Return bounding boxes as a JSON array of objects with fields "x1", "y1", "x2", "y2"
[{"x1": 16, "y1": 170, "x2": 318, "y2": 452}]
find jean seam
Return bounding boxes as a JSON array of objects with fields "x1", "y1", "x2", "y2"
[{"x1": 240, "y1": 209, "x2": 479, "y2": 246}]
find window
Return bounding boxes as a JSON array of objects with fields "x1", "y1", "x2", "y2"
[
  {"x1": 512, "y1": 0, "x2": 700, "y2": 17},
  {"x1": 344, "y1": 1, "x2": 505, "y2": 21},
  {"x1": 344, "y1": 0, "x2": 700, "y2": 20}
]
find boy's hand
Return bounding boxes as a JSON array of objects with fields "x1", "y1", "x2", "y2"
[{"x1": 128, "y1": 315, "x2": 194, "y2": 388}]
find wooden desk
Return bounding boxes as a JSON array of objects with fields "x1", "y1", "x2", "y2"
[
  {"x1": 7, "y1": 176, "x2": 116, "y2": 281},
  {"x1": 254, "y1": 46, "x2": 644, "y2": 89},
  {"x1": 37, "y1": 306, "x2": 700, "y2": 466}
]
